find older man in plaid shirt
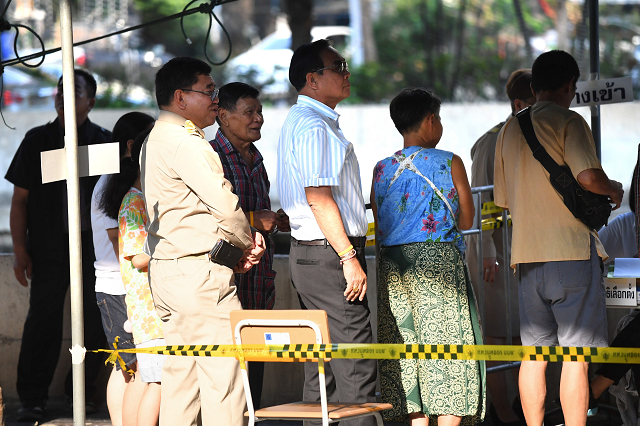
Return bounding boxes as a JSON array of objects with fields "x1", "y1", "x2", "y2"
[{"x1": 210, "y1": 81, "x2": 290, "y2": 407}]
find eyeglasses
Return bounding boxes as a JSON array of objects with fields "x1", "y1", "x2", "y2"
[
  {"x1": 181, "y1": 88, "x2": 219, "y2": 101},
  {"x1": 312, "y1": 61, "x2": 349, "y2": 75}
]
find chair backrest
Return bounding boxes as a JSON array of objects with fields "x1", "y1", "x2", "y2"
[{"x1": 230, "y1": 310, "x2": 331, "y2": 362}]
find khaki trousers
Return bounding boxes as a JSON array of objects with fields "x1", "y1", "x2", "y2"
[{"x1": 149, "y1": 258, "x2": 246, "y2": 426}]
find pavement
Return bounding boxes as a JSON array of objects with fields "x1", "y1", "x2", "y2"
[{"x1": 1, "y1": 397, "x2": 624, "y2": 426}]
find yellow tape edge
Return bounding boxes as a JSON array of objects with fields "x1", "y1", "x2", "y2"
[{"x1": 90, "y1": 343, "x2": 640, "y2": 366}]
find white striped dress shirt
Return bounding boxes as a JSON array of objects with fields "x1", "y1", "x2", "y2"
[{"x1": 277, "y1": 95, "x2": 368, "y2": 241}]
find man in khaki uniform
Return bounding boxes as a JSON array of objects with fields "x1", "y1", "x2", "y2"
[
  {"x1": 467, "y1": 69, "x2": 534, "y2": 425},
  {"x1": 494, "y1": 50, "x2": 623, "y2": 426},
  {"x1": 141, "y1": 57, "x2": 264, "y2": 426}
]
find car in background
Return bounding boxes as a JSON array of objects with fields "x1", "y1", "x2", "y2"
[
  {"x1": 2, "y1": 66, "x2": 56, "y2": 111},
  {"x1": 225, "y1": 26, "x2": 351, "y2": 99}
]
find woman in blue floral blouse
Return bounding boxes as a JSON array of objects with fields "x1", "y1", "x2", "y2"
[{"x1": 371, "y1": 88, "x2": 485, "y2": 426}]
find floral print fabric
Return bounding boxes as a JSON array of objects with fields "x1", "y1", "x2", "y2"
[
  {"x1": 118, "y1": 188, "x2": 164, "y2": 344},
  {"x1": 373, "y1": 146, "x2": 466, "y2": 253},
  {"x1": 377, "y1": 241, "x2": 485, "y2": 424}
]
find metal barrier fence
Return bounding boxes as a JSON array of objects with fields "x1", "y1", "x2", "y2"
[{"x1": 461, "y1": 185, "x2": 520, "y2": 374}]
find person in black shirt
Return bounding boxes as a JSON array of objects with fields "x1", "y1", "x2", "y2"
[{"x1": 5, "y1": 69, "x2": 111, "y2": 422}]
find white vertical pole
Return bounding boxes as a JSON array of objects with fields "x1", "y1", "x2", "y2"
[
  {"x1": 59, "y1": 2, "x2": 86, "y2": 426},
  {"x1": 348, "y1": 0, "x2": 364, "y2": 66}
]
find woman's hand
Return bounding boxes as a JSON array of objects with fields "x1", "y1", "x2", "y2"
[{"x1": 482, "y1": 257, "x2": 499, "y2": 283}]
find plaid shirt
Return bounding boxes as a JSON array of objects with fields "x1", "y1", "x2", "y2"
[{"x1": 210, "y1": 129, "x2": 276, "y2": 309}]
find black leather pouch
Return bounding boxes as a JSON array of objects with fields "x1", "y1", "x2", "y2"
[{"x1": 208, "y1": 239, "x2": 244, "y2": 269}]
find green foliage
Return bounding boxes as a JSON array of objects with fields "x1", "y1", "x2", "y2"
[
  {"x1": 349, "y1": 0, "x2": 547, "y2": 102},
  {"x1": 94, "y1": 87, "x2": 152, "y2": 109},
  {"x1": 132, "y1": 0, "x2": 211, "y2": 58}
]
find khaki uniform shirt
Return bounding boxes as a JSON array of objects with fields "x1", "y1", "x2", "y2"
[
  {"x1": 469, "y1": 118, "x2": 508, "y2": 259},
  {"x1": 494, "y1": 101, "x2": 606, "y2": 268},
  {"x1": 141, "y1": 111, "x2": 253, "y2": 259}
]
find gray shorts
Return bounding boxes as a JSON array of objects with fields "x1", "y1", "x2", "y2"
[
  {"x1": 96, "y1": 292, "x2": 136, "y2": 370},
  {"x1": 518, "y1": 235, "x2": 608, "y2": 348}
]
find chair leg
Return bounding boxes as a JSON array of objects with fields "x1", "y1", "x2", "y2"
[
  {"x1": 303, "y1": 421, "x2": 310, "y2": 426},
  {"x1": 373, "y1": 412, "x2": 384, "y2": 426}
]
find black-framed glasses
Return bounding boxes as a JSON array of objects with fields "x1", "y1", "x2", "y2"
[
  {"x1": 312, "y1": 61, "x2": 349, "y2": 75},
  {"x1": 181, "y1": 88, "x2": 219, "y2": 101}
]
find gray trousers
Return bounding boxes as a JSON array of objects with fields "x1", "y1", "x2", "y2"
[{"x1": 289, "y1": 240, "x2": 378, "y2": 426}]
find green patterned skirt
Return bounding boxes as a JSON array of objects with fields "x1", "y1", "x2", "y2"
[{"x1": 377, "y1": 241, "x2": 486, "y2": 424}]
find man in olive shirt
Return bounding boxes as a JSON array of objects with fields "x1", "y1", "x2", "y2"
[
  {"x1": 141, "y1": 57, "x2": 264, "y2": 426},
  {"x1": 494, "y1": 50, "x2": 623, "y2": 426}
]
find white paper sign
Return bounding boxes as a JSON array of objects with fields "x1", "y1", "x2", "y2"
[
  {"x1": 41, "y1": 142, "x2": 120, "y2": 184},
  {"x1": 264, "y1": 332, "x2": 291, "y2": 345},
  {"x1": 570, "y1": 76, "x2": 633, "y2": 108},
  {"x1": 605, "y1": 278, "x2": 637, "y2": 307},
  {"x1": 613, "y1": 258, "x2": 640, "y2": 278}
]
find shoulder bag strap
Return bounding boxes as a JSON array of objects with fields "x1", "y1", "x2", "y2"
[
  {"x1": 388, "y1": 148, "x2": 460, "y2": 232},
  {"x1": 515, "y1": 106, "x2": 566, "y2": 175}
]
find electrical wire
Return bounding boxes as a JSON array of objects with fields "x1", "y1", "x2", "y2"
[
  {"x1": 179, "y1": 0, "x2": 233, "y2": 64},
  {"x1": 12, "y1": 24, "x2": 45, "y2": 67},
  {"x1": 0, "y1": 38, "x2": 16, "y2": 130},
  {"x1": 0, "y1": 75, "x2": 16, "y2": 130},
  {"x1": 205, "y1": 10, "x2": 232, "y2": 65},
  {"x1": 0, "y1": 0, "x2": 238, "y2": 68},
  {"x1": 0, "y1": 0, "x2": 239, "y2": 128}
]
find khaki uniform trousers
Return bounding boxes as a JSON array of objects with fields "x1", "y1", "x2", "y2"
[{"x1": 149, "y1": 258, "x2": 246, "y2": 426}]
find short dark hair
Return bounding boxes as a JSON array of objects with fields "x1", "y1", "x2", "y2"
[
  {"x1": 531, "y1": 50, "x2": 580, "y2": 93},
  {"x1": 216, "y1": 82, "x2": 260, "y2": 125},
  {"x1": 112, "y1": 112, "x2": 155, "y2": 158},
  {"x1": 57, "y1": 68, "x2": 97, "y2": 98},
  {"x1": 390, "y1": 88, "x2": 441, "y2": 135},
  {"x1": 99, "y1": 127, "x2": 153, "y2": 221},
  {"x1": 289, "y1": 39, "x2": 332, "y2": 92},
  {"x1": 155, "y1": 57, "x2": 212, "y2": 107},
  {"x1": 506, "y1": 69, "x2": 533, "y2": 102}
]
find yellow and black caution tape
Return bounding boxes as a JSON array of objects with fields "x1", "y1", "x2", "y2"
[
  {"x1": 91, "y1": 343, "x2": 640, "y2": 366},
  {"x1": 480, "y1": 201, "x2": 503, "y2": 216},
  {"x1": 481, "y1": 216, "x2": 512, "y2": 231},
  {"x1": 105, "y1": 336, "x2": 136, "y2": 375},
  {"x1": 365, "y1": 222, "x2": 376, "y2": 247}
]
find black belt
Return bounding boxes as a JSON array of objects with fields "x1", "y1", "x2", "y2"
[{"x1": 291, "y1": 236, "x2": 367, "y2": 248}]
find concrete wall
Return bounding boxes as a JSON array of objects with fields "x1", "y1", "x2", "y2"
[
  {"x1": 1, "y1": 102, "x2": 639, "y2": 234},
  {"x1": 0, "y1": 254, "x2": 378, "y2": 408}
]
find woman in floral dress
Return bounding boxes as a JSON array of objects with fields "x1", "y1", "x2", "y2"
[
  {"x1": 118, "y1": 129, "x2": 165, "y2": 426},
  {"x1": 102, "y1": 128, "x2": 165, "y2": 426},
  {"x1": 371, "y1": 88, "x2": 485, "y2": 426}
]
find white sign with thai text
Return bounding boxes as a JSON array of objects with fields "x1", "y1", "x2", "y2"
[
  {"x1": 571, "y1": 76, "x2": 633, "y2": 108},
  {"x1": 605, "y1": 278, "x2": 637, "y2": 307}
]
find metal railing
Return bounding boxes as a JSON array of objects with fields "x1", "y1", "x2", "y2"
[{"x1": 462, "y1": 185, "x2": 519, "y2": 374}]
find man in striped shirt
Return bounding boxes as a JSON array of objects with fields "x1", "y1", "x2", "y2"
[{"x1": 277, "y1": 39, "x2": 377, "y2": 425}]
